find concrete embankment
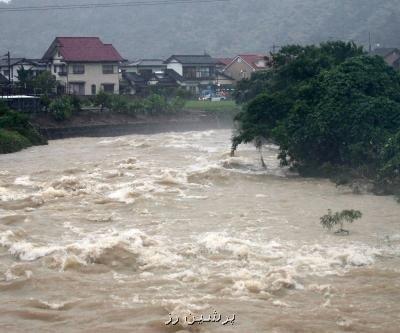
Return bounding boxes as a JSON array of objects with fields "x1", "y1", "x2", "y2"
[{"x1": 35, "y1": 111, "x2": 234, "y2": 140}]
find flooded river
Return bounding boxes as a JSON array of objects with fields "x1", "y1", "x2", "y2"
[{"x1": 0, "y1": 129, "x2": 399, "y2": 332}]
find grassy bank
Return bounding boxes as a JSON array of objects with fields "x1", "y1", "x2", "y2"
[
  {"x1": 0, "y1": 102, "x2": 47, "y2": 154},
  {"x1": 184, "y1": 100, "x2": 240, "y2": 113}
]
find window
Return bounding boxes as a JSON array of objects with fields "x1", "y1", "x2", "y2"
[
  {"x1": 183, "y1": 67, "x2": 196, "y2": 79},
  {"x1": 102, "y1": 64, "x2": 114, "y2": 74},
  {"x1": 69, "y1": 82, "x2": 85, "y2": 95},
  {"x1": 54, "y1": 65, "x2": 58, "y2": 74},
  {"x1": 196, "y1": 67, "x2": 211, "y2": 78},
  {"x1": 72, "y1": 64, "x2": 85, "y2": 74},
  {"x1": 102, "y1": 84, "x2": 115, "y2": 93},
  {"x1": 91, "y1": 84, "x2": 96, "y2": 95}
]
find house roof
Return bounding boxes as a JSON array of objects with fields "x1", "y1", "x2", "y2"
[
  {"x1": 370, "y1": 48, "x2": 399, "y2": 57},
  {"x1": 217, "y1": 58, "x2": 233, "y2": 67},
  {"x1": 165, "y1": 55, "x2": 219, "y2": 65},
  {"x1": 233, "y1": 54, "x2": 268, "y2": 69},
  {"x1": 0, "y1": 58, "x2": 45, "y2": 68},
  {"x1": 123, "y1": 70, "x2": 179, "y2": 88},
  {"x1": 165, "y1": 68, "x2": 184, "y2": 82},
  {"x1": 123, "y1": 72, "x2": 147, "y2": 84},
  {"x1": 128, "y1": 59, "x2": 166, "y2": 67},
  {"x1": 42, "y1": 37, "x2": 124, "y2": 62}
]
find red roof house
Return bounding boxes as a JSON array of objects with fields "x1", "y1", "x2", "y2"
[
  {"x1": 43, "y1": 37, "x2": 124, "y2": 62},
  {"x1": 224, "y1": 54, "x2": 269, "y2": 82},
  {"x1": 42, "y1": 37, "x2": 124, "y2": 95}
]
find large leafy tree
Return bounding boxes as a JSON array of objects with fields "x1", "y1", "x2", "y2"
[
  {"x1": 232, "y1": 41, "x2": 364, "y2": 150},
  {"x1": 232, "y1": 41, "x2": 400, "y2": 193}
]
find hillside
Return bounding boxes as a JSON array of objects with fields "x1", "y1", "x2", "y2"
[{"x1": 1, "y1": 0, "x2": 400, "y2": 60}]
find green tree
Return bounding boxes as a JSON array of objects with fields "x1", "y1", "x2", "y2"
[
  {"x1": 17, "y1": 67, "x2": 35, "y2": 91},
  {"x1": 31, "y1": 71, "x2": 57, "y2": 96},
  {"x1": 232, "y1": 41, "x2": 400, "y2": 194},
  {"x1": 320, "y1": 209, "x2": 362, "y2": 235}
]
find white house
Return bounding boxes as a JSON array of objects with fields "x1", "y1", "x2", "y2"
[{"x1": 42, "y1": 37, "x2": 125, "y2": 95}]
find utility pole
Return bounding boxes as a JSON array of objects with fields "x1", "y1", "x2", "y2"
[
  {"x1": 6, "y1": 51, "x2": 11, "y2": 84},
  {"x1": 271, "y1": 44, "x2": 281, "y2": 54},
  {"x1": 368, "y1": 32, "x2": 372, "y2": 53}
]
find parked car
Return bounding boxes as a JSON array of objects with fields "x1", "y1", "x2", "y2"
[{"x1": 211, "y1": 96, "x2": 226, "y2": 102}]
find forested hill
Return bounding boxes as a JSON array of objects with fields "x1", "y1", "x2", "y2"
[{"x1": 1, "y1": 0, "x2": 400, "y2": 60}]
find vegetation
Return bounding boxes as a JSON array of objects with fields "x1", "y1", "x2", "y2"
[
  {"x1": 93, "y1": 92, "x2": 186, "y2": 116},
  {"x1": 185, "y1": 100, "x2": 240, "y2": 113},
  {"x1": 49, "y1": 96, "x2": 75, "y2": 121},
  {"x1": 232, "y1": 41, "x2": 400, "y2": 196},
  {"x1": 320, "y1": 209, "x2": 362, "y2": 235},
  {"x1": 0, "y1": 102, "x2": 47, "y2": 154},
  {"x1": 17, "y1": 70, "x2": 58, "y2": 96}
]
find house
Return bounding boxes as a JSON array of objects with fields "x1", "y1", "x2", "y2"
[
  {"x1": 121, "y1": 59, "x2": 166, "y2": 78},
  {"x1": 370, "y1": 48, "x2": 400, "y2": 69},
  {"x1": 121, "y1": 69, "x2": 180, "y2": 96},
  {"x1": 42, "y1": 37, "x2": 125, "y2": 95},
  {"x1": 164, "y1": 54, "x2": 220, "y2": 94},
  {"x1": 223, "y1": 54, "x2": 269, "y2": 82},
  {"x1": 216, "y1": 58, "x2": 233, "y2": 71},
  {"x1": 0, "y1": 58, "x2": 46, "y2": 84}
]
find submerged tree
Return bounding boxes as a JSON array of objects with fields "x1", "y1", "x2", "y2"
[{"x1": 320, "y1": 209, "x2": 362, "y2": 235}]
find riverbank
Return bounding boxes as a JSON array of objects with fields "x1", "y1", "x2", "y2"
[{"x1": 30, "y1": 108, "x2": 235, "y2": 140}]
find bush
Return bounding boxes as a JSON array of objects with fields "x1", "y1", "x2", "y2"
[
  {"x1": 93, "y1": 91, "x2": 113, "y2": 111},
  {"x1": 320, "y1": 209, "x2": 362, "y2": 235},
  {"x1": 49, "y1": 96, "x2": 74, "y2": 121},
  {"x1": 145, "y1": 94, "x2": 167, "y2": 114},
  {"x1": 0, "y1": 102, "x2": 46, "y2": 154},
  {"x1": 0, "y1": 129, "x2": 31, "y2": 154},
  {"x1": 168, "y1": 97, "x2": 185, "y2": 113}
]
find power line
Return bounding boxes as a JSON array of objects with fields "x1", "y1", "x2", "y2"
[{"x1": 0, "y1": 0, "x2": 230, "y2": 13}]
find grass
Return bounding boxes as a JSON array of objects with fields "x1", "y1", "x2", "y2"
[{"x1": 184, "y1": 100, "x2": 240, "y2": 113}]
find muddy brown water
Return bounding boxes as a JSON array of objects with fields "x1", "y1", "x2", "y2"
[{"x1": 0, "y1": 129, "x2": 399, "y2": 332}]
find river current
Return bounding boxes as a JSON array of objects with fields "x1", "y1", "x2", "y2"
[{"x1": 0, "y1": 129, "x2": 399, "y2": 332}]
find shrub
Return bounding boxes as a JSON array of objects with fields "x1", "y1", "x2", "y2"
[
  {"x1": 93, "y1": 91, "x2": 113, "y2": 111},
  {"x1": 168, "y1": 97, "x2": 185, "y2": 113},
  {"x1": 0, "y1": 129, "x2": 31, "y2": 154},
  {"x1": 49, "y1": 96, "x2": 74, "y2": 121},
  {"x1": 145, "y1": 94, "x2": 167, "y2": 114},
  {"x1": 320, "y1": 209, "x2": 362, "y2": 235}
]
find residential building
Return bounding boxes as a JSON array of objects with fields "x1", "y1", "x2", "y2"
[
  {"x1": 224, "y1": 54, "x2": 269, "y2": 82},
  {"x1": 216, "y1": 58, "x2": 233, "y2": 71},
  {"x1": 121, "y1": 69, "x2": 180, "y2": 95},
  {"x1": 370, "y1": 48, "x2": 400, "y2": 69},
  {"x1": 164, "y1": 54, "x2": 219, "y2": 94},
  {"x1": 0, "y1": 58, "x2": 46, "y2": 83},
  {"x1": 121, "y1": 59, "x2": 166, "y2": 78},
  {"x1": 42, "y1": 37, "x2": 125, "y2": 95}
]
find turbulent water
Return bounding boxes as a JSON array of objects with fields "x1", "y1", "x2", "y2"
[{"x1": 0, "y1": 129, "x2": 399, "y2": 333}]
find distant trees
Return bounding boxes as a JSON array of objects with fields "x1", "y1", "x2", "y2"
[{"x1": 232, "y1": 41, "x2": 400, "y2": 195}]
